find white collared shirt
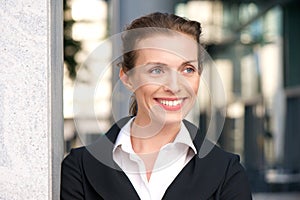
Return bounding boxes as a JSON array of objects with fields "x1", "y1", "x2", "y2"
[{"x1": 112, "y1": 118, "x2": 197, "y2": 200}]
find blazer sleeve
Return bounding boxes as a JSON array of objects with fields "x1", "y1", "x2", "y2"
[
  {"x1": 60, "y1": 148, "x2": 85, "y2": 200},
  {"x1": 219, "y1": 155, "x2": 253, "y2": 200}
]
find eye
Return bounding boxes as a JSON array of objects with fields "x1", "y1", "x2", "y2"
[
  {"x1": 149, "y1": 67, "x2": 164, "y2": 74},
  {"x1": 182, "y1": 65, "x2": 196, "y2": 74}
]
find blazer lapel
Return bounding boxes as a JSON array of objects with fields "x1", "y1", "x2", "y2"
[
  {"x1": 83, "y1": 117, "x2": 140, "y2": 200},
  {"x1": 162, "y1": 120, "x2": 224, "y2": 199},
  {"x1": 183, "y1": 119, "x2": 216, "y2": 158}
]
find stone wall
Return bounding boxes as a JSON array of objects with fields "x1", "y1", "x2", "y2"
[{"x1": 0, "y1": 0, "x2": 63, "y2": 199}]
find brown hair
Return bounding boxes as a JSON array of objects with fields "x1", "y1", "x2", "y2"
[{"x1": 119, "y1": 12, "x2": 202, "y2": 116}]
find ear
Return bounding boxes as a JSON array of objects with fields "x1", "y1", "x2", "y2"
[{"x1": 119, "y1": 68, "x2": 134, "y2": 91}]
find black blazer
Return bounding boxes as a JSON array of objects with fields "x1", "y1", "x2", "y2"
[{"x1": 61, "y1": 117, "x2": 252, "y2": 200}]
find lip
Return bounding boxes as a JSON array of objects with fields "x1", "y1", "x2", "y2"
[{"x1": 154, "y1": 97, "x2": 186, "y2": 111}]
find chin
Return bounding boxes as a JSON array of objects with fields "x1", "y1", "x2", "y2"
[{"x1": 152, "y1": 111, "x2": 185, "y2": 126}]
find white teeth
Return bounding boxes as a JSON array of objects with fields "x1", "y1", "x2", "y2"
[{"x1": 159, "y1": 99, "x2": 183, "y2": 106}]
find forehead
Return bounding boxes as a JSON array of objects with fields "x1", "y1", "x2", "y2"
[{"x1": 135, "y1": 33, "x2": 198, "y2": 62}]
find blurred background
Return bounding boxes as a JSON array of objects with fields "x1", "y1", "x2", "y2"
[{"x1": 63, "y1": 0, "x2": 300, "y2": 197}]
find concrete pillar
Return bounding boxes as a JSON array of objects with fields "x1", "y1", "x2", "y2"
[{"x1": 0, "y1": 0, "x2": 63, "y2": 199}]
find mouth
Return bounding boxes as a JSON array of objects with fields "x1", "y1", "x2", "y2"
[{"x1": 154, "y1": 98, "x2": 186, "y2": 111}]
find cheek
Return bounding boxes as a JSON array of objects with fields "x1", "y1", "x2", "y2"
[
  {"x1": 130, "y1": 73, "x2": 156, "y2": 91},
  {"x1": 193, "y1": 80, "x2": 200, "y2": 94},
  {"x1": 186, "y1": 77, "x2": 200, "y2": 96},
  {"x1": 134, "y1": 85, "x2": 159, "y2": 99}
]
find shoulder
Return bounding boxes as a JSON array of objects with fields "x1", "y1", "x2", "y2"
[
  {"x1": 63, "y1": 146, "x2": 86, "y2": 160},
  {"x1": 194, "y1": 137, "x2": 246, "y2": 178},
  {"x1": 182, "y1": 119, "x2": 240, "y2": 168},
  {"x1": 61, "y1": 147, "x2": 87, "y2": 171},
  {"x1": 68, "y1": 146, "x2": 86, "y2": 155},
  {"x1": 62, "y1": 117, "x2": 132, "y2": 165},
  {"x1": 183, "y1": 119, "x2": 251, "y2": 195},
  {"x1": 193, "y1": 139, "x2": 242, "y2": 175},
  {"x1": 213, "y1": 147, "x2": 252, "y2": 198},
  {"x1": 61, "y1": 147, "x2": 88, "y2": 199},
  {"x1": 190, "y1": 142, "x2": 252, "y2": 199},
  {"x1": 207, "y1": 142, "x2": 240, "y2": 165},
  {"x1": 210, "y1": 145, "x2": 246, "y2": 180},
  {"x1": 201, "y1": 144, "x2": 252, "y2": 198}
]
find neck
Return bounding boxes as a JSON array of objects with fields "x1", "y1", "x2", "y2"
[
  {"x1": 130, "y1": 115, "x2": 182, "y2": 181},
  {"x1": 130, "y1": 117, "x2": 181, "y2": 154}
]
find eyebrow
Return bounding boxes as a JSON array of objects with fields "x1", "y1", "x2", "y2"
[
  {"x1": 180, "y1": 60, "x2": 198, "y2": 66},
  {"x1": 143, "y1": 60, "x2": 198, "y2": 67},
  {"x1": 142, "y1": 62, "x2": 167, "y2": 67}
]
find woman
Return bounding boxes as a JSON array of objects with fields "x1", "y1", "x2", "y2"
[{"x1": 61, "y1": 12, "x2": 252, "y2": 200}]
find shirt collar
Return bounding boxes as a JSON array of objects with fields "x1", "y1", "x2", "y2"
[
  {"x1": 113, "y1": 117, "x2": 197, "y2": 155},
  {"x1": 113, "y1": 117, "x2": 135, "y2": 154}
]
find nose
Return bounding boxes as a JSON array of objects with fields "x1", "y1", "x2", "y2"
[{"x1": 163, "y1": 70, "x2": 181, "y2": 93}]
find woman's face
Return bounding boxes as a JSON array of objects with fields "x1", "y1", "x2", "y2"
[{"x1": 123, "y1": 33, "x2": 200, "y2": 125}]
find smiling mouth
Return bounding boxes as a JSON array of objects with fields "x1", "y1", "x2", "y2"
[
  {"x1": 159, "y1": 99, "x2": 183, "y2": 106},
  {"x1": 155, "y1": 98, "x2": 186, "y2": 110}
]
